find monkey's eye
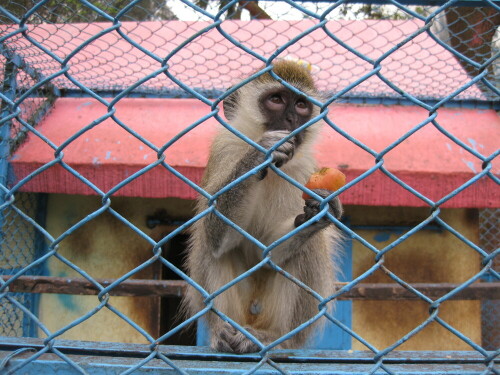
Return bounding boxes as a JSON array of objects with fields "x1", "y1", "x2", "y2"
[
  {"x1": 296, "y1": 100, "x2": 307, "y2": 109},
  {"x1": 269, "y1": 94, "x2": 284, "y2": 104},
  {"x1": 265, "y1": 94, "x2": 286, "y2": 111},
  {"x1": 295, "y1": 99, "x2": 311, "y2": 116}
]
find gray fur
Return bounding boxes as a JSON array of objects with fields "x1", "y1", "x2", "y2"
[{"x1": 183, "y1": 63, "x2": 342, "y2": 353}]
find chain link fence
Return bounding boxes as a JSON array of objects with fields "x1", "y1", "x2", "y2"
[
  {"x1": 480, "y1": 208, "x2": 499, "y2": 351},
  {"x1": 0, "y1": 193, "x2": 46, "y2": 338},
  {"x1": 0, "y1": 0, "x2": 499, "y2": 374}
]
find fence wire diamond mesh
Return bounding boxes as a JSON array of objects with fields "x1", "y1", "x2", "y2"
[{"x1": 0, "y1": 0, "x2": 499, "y2": 374}]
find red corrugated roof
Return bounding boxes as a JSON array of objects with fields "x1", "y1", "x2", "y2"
[
  {"x1": 11, "y1": 98, "x2": 499, "y2": 207},
  {"x1": 0, "y1": 20, "x2": 487, "y2": 101}
]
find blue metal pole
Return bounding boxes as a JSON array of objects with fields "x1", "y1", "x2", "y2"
[{"x1": 0, "y1": 58, "x2": 17, "y2": 237}]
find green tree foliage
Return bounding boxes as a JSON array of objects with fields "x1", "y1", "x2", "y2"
[
  {"x1": 194, "y1": 0, "x2": 270, "y2": 20},
  {"x1": 2, "y1": 0, "x2": 177, "y2": 23}
]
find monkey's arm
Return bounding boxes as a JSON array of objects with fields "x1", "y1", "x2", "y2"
[
  {"x1": 199, "y1": 131, "x2": 296, "y2": 258},
  {"x1": 264, "y1": 190, "x2": 343, "y2": 265}
]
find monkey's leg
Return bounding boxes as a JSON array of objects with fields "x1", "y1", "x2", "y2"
[
  {"x1": 210, "y1": 276, "x2": 295, "y2": 354},
  {"x1": 212, "y1": 296, "x2": 317, "y2": 353}
]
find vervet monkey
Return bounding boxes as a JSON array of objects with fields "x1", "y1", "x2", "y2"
[{"x1": 184, "y1": 60, "x2": 343, "y2": 353}]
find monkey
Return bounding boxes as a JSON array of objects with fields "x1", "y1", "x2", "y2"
[{"x1": 183, "y1": 60, "x2": 343, "y2": 354}]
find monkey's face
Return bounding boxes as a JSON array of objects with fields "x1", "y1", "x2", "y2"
[
  {"x1": 222, "y1": 60, "x2": 322, "y2": 144},
  {"x1": 259, "y1": 87, "x2": 313, "y2": 146}
]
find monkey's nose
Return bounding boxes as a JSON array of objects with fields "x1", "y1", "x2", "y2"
[{"x1": 283, "y1": 114, "x2": 296, "y2": 130}]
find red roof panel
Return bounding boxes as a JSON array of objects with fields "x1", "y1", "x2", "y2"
[{"x1": 11, "y1": 98, "x2": 499, "y2": 207}]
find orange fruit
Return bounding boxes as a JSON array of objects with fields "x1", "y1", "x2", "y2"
[{"x1": 302, "y1": 167, "x2": 346, "y2": 200}]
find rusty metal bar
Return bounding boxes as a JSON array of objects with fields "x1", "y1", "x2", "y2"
[{"x1": 2, "y1": 275, "x2": 498, "y2": 300}]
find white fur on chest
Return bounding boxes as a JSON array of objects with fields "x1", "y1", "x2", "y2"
[{"x1": 247, "y1": 158, "x2": 314, "y2": 244}]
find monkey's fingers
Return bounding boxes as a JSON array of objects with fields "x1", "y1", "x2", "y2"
[
  {"x1": 214, "y1": 336, "x2": 235, "y2": 353},
  {"x1": 311, "y1": 189, "x2": 343, "y2": 220},
  {"x1": 294, "y1": 199, "x2": 327, "y2": 228},
  {"x1": 294, "y1": 190, "x2": 342, "y2": 228},
  {"x1": 232, "y1": 331, "x2": 261, "y2": 354},
  {"x1": 273, "y1": 139, "x2": 296, "y2": 168},
  {"x1": 273, "y1": 151, "x2": 293, "y2": 168},
  {"x1": 329, "y1": 196, "x2": 343, "y2": 220},
  {"x1": 214, "y1": 323, "x2": 238, "y2": 353},
  {"x1": 215, "y1": 323, "x2": 261, "y2": 354},
  {"x1": 259, "y1": 130, "x2": 296, "y2": 168},
  {"x1": 294, "y1": 213, "x2": 307, "y2": 227}
]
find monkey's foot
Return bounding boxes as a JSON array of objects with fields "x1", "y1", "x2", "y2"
[
  {"x1": 212, "y1": 323, "x2": 262, "y2": 354},
  {"x1": 294, "y1": 189, "x2": 343, "y2": 228}
]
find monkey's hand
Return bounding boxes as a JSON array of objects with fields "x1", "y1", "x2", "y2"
[
  {"x1": 294, "y1": 189, "x2": 343, "y2": 228},
  {"x1": 259, "y1": 130, "x2": 297, "y2": 169}
]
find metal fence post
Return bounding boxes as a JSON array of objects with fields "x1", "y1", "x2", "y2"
[
  {"x1": 0, "y1": 58, "x2": 16, "y2": 199},
  {"x1": 0, "y1": 58, "x2": 17, "y2": 278}
]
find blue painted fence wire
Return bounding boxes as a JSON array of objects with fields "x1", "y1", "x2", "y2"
[{"x1": 0, "y1": 0, "x2": 499, "y2": 374}]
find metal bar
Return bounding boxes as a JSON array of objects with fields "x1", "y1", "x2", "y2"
[
  {"x1": 1, "y1": 351, "x2": 495, "y2": 375},
  {"x1": 0, "y1": 275, "x2": 186, "y2": 298},
  {"x1": 2, "y1": 275, "x2": 498, "y2": 300},
  {"x1": 260, "y1": 0, "x2": 499, "y2": 4},
  {"x1": 0, "y1": 340, "x2": 498, "y2": 375},
  {"x1": 0, "y1": 59, "x2": 16, "y2": 187},
  {"x1": 26, "y1": 89, "x2": 500, "y2": 110},
  {"x1": 0, "y1": 336, "x2": 498, "y2": 363},
  {"x1": 0, "y1": 44, "x2": 60, "y2": 100}
]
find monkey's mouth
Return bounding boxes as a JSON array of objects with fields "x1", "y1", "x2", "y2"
[
  {"x1": 287, "y1": 131, "x2": 304, "y2": 151},
  {"x1": 294, "y1": 131, "x2": 305, "y2": 147}
]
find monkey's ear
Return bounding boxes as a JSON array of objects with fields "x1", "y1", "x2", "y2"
[{"x1": 222, "y1": 88, "x2": 239, "y2": 121}]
